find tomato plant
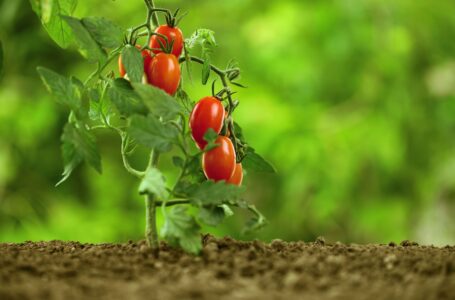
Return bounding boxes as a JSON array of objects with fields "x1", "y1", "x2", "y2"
[{"x1": 32, "y1": 0, "x2": 275, "y2": 255}]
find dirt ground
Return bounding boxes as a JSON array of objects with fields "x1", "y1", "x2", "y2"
[{"x1": 0, "y1": 235, "x2": 454, "y2": 300}]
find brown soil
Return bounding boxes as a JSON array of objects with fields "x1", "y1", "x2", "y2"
[{"x1": 0, "y1": 236, "x2": 454, "y2": 300}]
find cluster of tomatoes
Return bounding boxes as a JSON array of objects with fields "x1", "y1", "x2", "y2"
[
  {"x1": 190, "y1": 97, "x2": 243, "y2": 186},
  {"x1": 119, "y1": 23, "x2": 243, "y2": 186},
  {"x1": 118, "y1": 24, "x2": 183, "y2": 95}
]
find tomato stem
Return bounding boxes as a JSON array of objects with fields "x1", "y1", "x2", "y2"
[{"x1": 145, "y1": 150, "x2": 160, "y2": 256}]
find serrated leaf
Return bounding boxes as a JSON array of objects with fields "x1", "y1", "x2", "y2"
[
  {"x1": 121, "y1": 45, "x2": 143, "y2": 83},
  {"x1": 186, "y1": 29, "x2": 217, "y2": 49},
  {"x1": 81, "y1": 16, "x2": 123, "y2": 49},
  {"x1": 88, "y1": 86, "x2": 112, "y2": 122},
  {"x1": 243, "y1": 151, "x2": 276, "y2": 173},
  {"x1": 161, "y1": 206, "x2": 202, "y2": 254},
  {"x1": 139, "y1": 167, "x2": 166, "y2": 198},
  {"x1": 58, "y1": 122, "x2": 101, "y2": 185},
  {"x1": 62, "y1": 15, "x2": 106, "y2": 63},
  {"x1": 190, "y1": 181, "x2": 244, "y2": 207},
  {"x1": 128, "y1": 114, "x2": 179, "y2": 153},
  {"x1": 37, "y1": 67, "x2": 81, "y2": 112},
  {"x1": 198, "y1": 206, "x2": 228, "y2": 227},
  {"x1": 108, "y1": 78, "x2": 147, "y2": 116},
  {"x1": 30, "y1": 0, "x2": 77, "y2": 48},
  {"x1": 132, "y1": 83, "x2": 182, "y2": 121}
]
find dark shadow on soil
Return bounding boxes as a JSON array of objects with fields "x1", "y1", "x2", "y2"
[{"x1": 0, "y1": 236, "x2": 454, "y2": 300}]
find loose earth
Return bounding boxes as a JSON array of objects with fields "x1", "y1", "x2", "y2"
[{"x1": 0, "y1": 236, "x2": 454, "y2": 300}]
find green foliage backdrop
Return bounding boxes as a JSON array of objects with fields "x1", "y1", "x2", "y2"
[{"x1": 1, "y1": 0, "x2": 454, "y2": 245}]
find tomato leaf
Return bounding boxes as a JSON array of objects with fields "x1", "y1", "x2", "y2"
[
  {"x1": 189, "y1": 181, "x2": 245, "y2": 207},
  {"x1": 242, "y1": 151, "x2": 276, "y2": 173},
  {"x1": 172, "y1": 156, "x2": 184, "y2": 168},
  {"x1": 88, "y1": 86, "x2": 112, "y2": 122},
  {"x1": 108, "y1": 78, "x2": 147, "y2": 117},
  {"x1": 62, "y1": 15, "x2": 106, "y2": 63},
  {"x1": 30, "y1": 0, "x2": 77, "y2": 48},
  {"x1": 186, "y1": 29, "x2": 216, "y2": 85},
  {"x1": 121, "y1": 45, "x2": 143, "y2": 83},
  {"x1": 139, "y1": 167, "x2": 167, "y2": 199},
  {"x1": 132, "y1": 83, "x2": 183, "y2": 121},
  {"x1": 58, "y1": 122, "x2": 102, "y2": 185},
  {"x1": 81, "y1": 16, "x2": 123, "y2": 49},
  {"x1": 161, "y1": 206, "x2": 202, "y2": 254},
  {"x1": 128, "y1": 114, "x2": 179, "y2": 153},
  {"x1": 203, "y1": 128, "x2": 219, "y2": 151},
  {"x1": 198, "y1": 205, "x2": 232, "y2": 227},
  {"x1": 37, "y1": 67, "x2": 82, "y2": 113}
]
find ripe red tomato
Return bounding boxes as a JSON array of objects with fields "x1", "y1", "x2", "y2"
[
  {"x1": 146, "y1": 53, "x2": 181, "y2": 95},
  {"x1": 202, "y1": 136, "x2": 236, "y2": 182},
  {"x1": 227, "y1": 163, "x2": 243, "y2": 186},
  {"x1": 149, "y1": 25, "x2": 184, "y2": 57},
  {"x1": 118, "y1": 46, "x2": 151, "y2": 78},
  {"x1": 190, "y1": 97, "x2": 225, "y2": 149}
]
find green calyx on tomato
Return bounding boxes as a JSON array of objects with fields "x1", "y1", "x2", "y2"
[{"x1": 149, "y1": 25, "x2": 184, "y2": 58}]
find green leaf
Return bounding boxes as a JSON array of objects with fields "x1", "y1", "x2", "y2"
[
  {"x1": 243, "y1": 212, "x2": 268, "y2": 235},
  {"x1": 201, "y1": 56, "x2": 211, "y2": 85},
  {"x1": 128, "y1": 114, "x2": 179, "y2": 153},
  {"x1": 162, "y1": 206, "x2": 202, "y2": 254},
  {"x1": 198, "y1": 206, "x2": 231, "y2": 227},
  {"x1": 121, "y1": 45, "x2": 143, "y2": 83},
  {"x1": 108, "y1": 78, "x2": 147, "y2": 116},
  {"x1": 81, "y1": 16, "x2": 123, "y2": 49},
  {"x1": 58, "y1": 122, "x2": 101, "y2": 185},
  {"x1": 242, "y1": 151, "x2": 276, "y2": 173},
  {"x1": 62, "y1": 15, "x2": 106, "y2": 63},
  {"x1": 186, "y1": 29, "x2": 216, "y2": 85},
  {"x1": 186, "y1": 29, "x2": 217, "y2": 49},
  {"x1": 30, "y1": 0, "x2": 77, "y2": 48},
  {"x1": 175, "y1": 89, "x2": 194, "y2": 114},
  {"x1": 138, "y1": 167, "x2": 166, "y2": 198},
  {"x1": 88, "y1": 86, "x2": 112, "y2": 122},
  {"x1": 190, "y1": 181, "x2": 245, "y2": 207},
  {"x1": 203, "y1": 128, "x2": 219, "y2": 151},
  {"x1": 37, "y1": 67, "x2": 81, "y2": 112},
  {"x1": 132, "y1": 83, "x2": 183, "y2": 121}
]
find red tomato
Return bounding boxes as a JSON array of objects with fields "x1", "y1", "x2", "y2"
[
  {"x1": 202, "y1": 136, "x2": 236, "y2": 182},
  {"x1": 118, "y1": 45, "x2": 151, "y2": 78},
  {"x1": 227, "y1": 163, "x2": 243, "y2": 186},
  {"x1": 149, "y1": 25, "x2": 184, "y2": 57},
  {"x1": 146, "y1": 53, "x2": 181, "y2": 95},
  {"x1": 190, "y1": 97, "x2": 225, "y2": 150}
]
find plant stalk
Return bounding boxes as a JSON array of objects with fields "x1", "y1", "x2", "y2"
[{"x1": 145, "y1": 150, "x2": 160, "y2": 256}]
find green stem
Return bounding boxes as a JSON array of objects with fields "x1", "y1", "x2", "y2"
[
  {"x1": 179, "y1": 55, "x2": 226, "y2": 77},
  {"x1": 145, "y1": 194, "x2": 159, "y2": 257},
  {"x1": 121, "y1": 133, "x2": 145, "y2": 178},
  {"x1": 156, "y1": 199, "x2": 190, "y2": 206},
  {"x1": 149, "y1": 0, "x2": 160, "y2": 27},
  {"x1": 145, "y1": 150, "x2": 160, "y2": 256},
  {"x1": 84, "y1": 49, "x2": 120, "y2": 85}
]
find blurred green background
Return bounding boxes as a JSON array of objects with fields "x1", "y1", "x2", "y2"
[{"x1": 1, "y1": 0, "x2": 454, "y2": 246}]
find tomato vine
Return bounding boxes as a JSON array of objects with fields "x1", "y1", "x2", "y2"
[{"x1": 32, "y1": 0, "x2": 275, "y2": 255}]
